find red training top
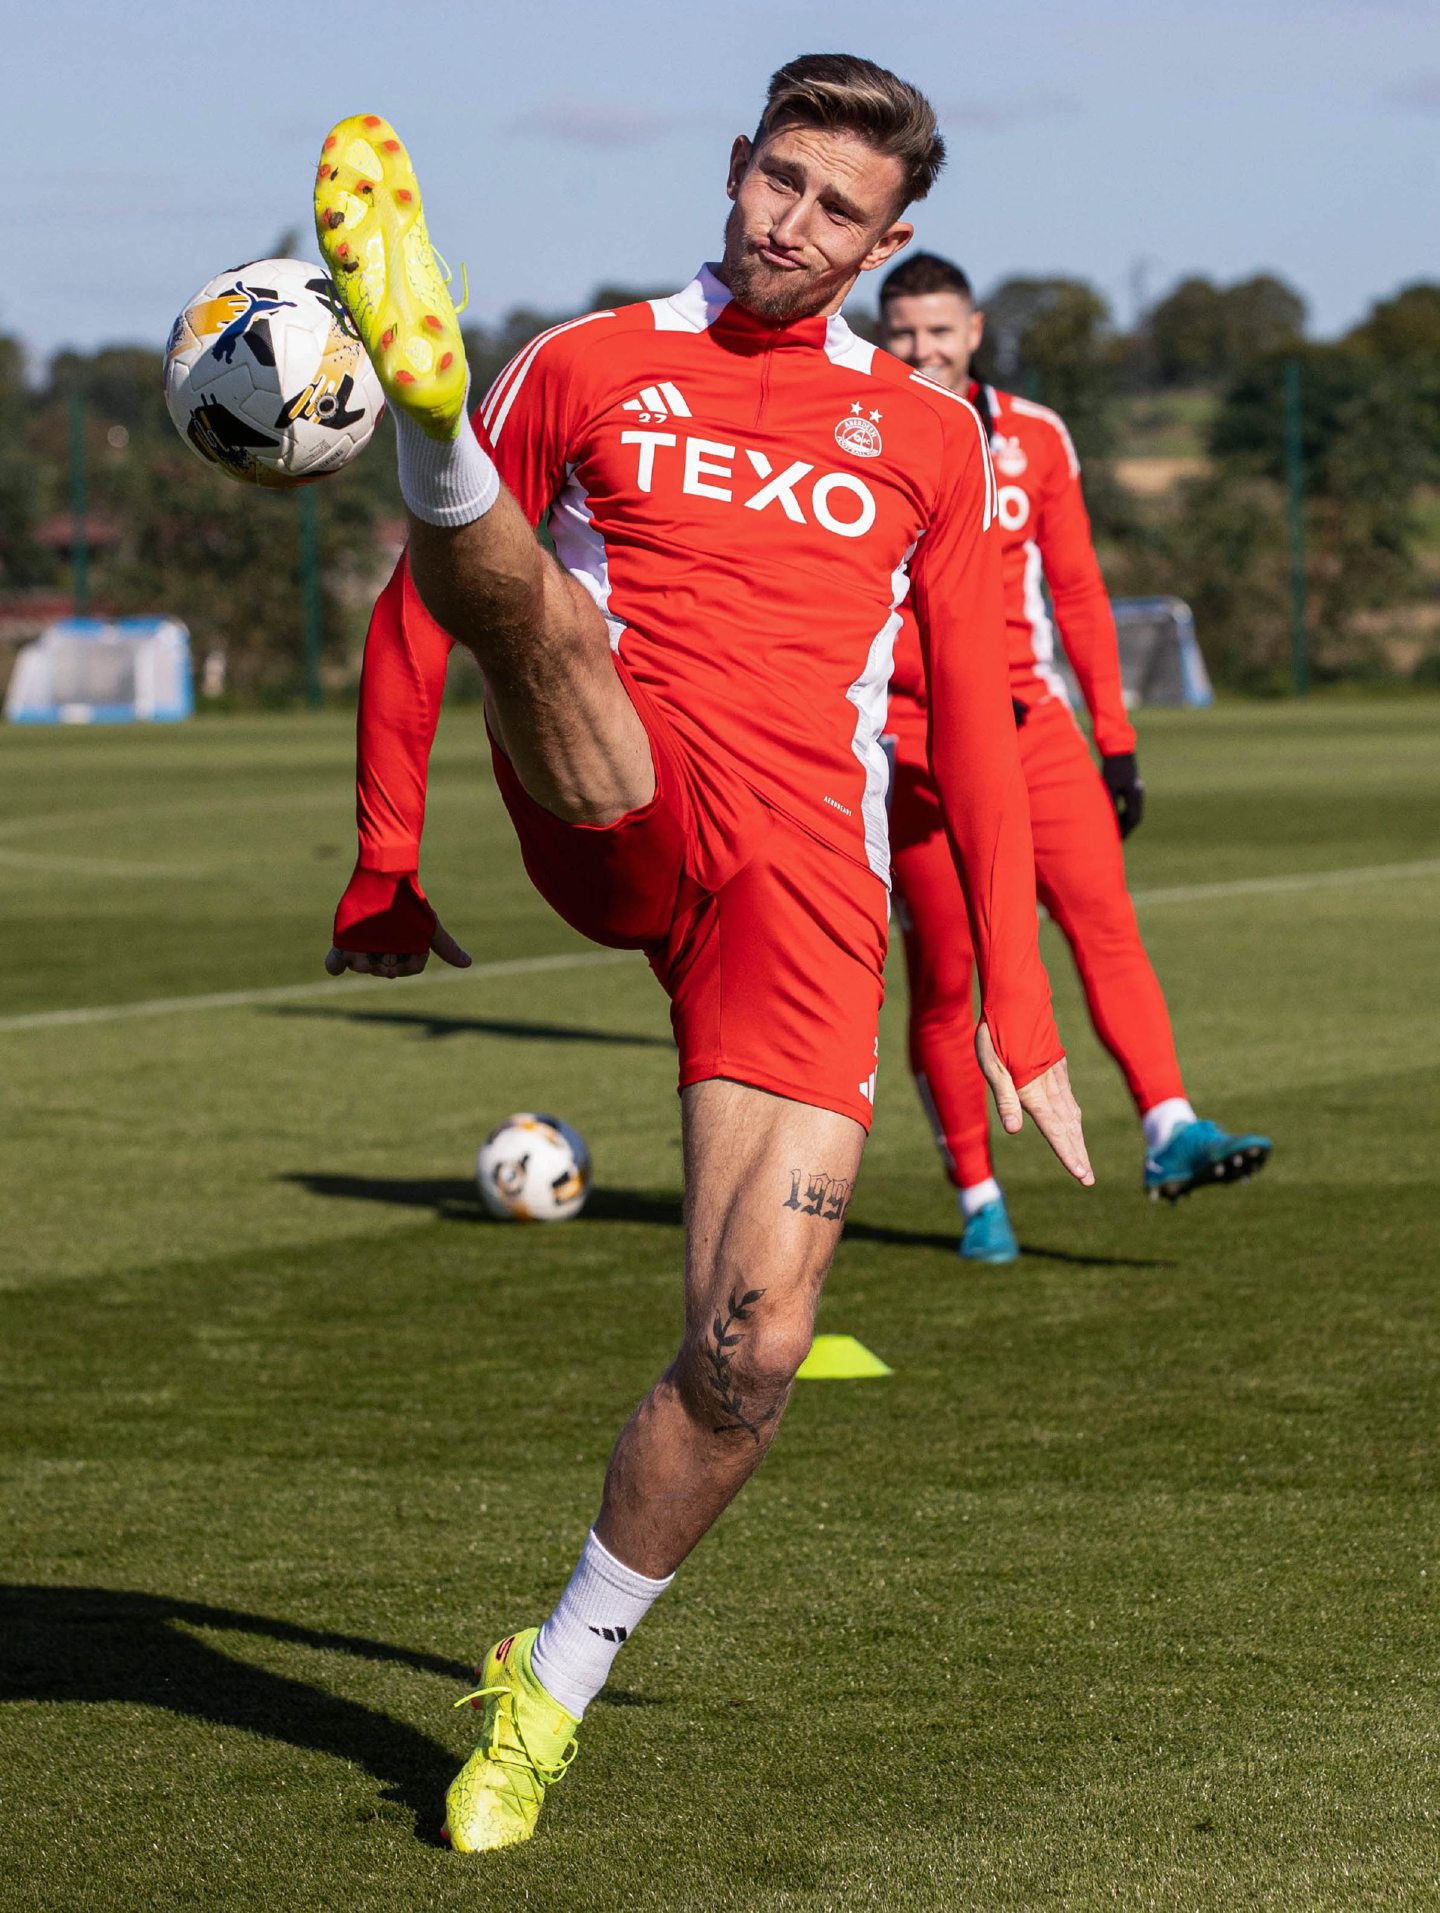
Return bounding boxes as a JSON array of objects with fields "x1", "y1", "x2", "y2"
[
  {"x1": 888, "y1": 381, "x2": 1136, "y2": 758},
  {"x1": 348, "y1": 269, "x2": 1062, "y2": 1085}
]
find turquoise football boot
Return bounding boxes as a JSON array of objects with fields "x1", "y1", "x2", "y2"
[
  {"x1": 960, "y1": 1195, "x2": 1020, "y2": 1263},
  {"x1": 1144, "y1": 1119, "x2": 1272, "y2": 1204}
]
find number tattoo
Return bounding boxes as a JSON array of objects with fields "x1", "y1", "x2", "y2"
[{"x1": 782, "y1": 1169, "x2": 853, "y2": 1223}]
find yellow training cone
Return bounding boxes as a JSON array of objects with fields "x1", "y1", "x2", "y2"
[{"x1": 796, "y1": 1334, "x2": 893, "y2": 1381}]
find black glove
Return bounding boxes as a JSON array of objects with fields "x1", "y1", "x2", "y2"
[{"x1": 1101, "y1": 752, "x2": 1145, "y2": 838}]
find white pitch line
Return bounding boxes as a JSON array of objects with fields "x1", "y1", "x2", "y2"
[
  {"x1": 0, "y1": 949, "x2": 635, "y2": 1035},
  {"x1": 1, "y1": 856, "x2": 1436, "y2": 1039},
  {"x1": 1129, "y1": 857, "x2": 1440, "y2": 908}
]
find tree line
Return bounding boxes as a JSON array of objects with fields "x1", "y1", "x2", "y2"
[
  {"x1": 1, "y1": 274, "x2": 1437, "y2": 700},
  {"x1": 969, "y1": 277, "x2": 1440, "y2": 689}
]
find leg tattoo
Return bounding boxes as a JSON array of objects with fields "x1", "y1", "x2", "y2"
[
  {"x1": 783, "y1": 1169, "x2": 854, "y2": 1224},
  {"x1": 704, "y1": 1287, "x2": 776, "y2": 1442}
]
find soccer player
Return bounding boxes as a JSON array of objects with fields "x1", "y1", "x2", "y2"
[
  {"x1": 313, "y1": 59, "x2": 1092, "y2": 1850},
  {"x1": 879, "y1": 252, "x2": 1271, "y2": 1262}
]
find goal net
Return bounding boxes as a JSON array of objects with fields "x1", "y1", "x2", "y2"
[
  {"x1": 5, "y1": 617, "x2": 194, "y2": 724},
  {"x1": 1110, "y1": 597, "x2": 1213, "y2": 708},
  {"x1": 1050, "y1": 596, "x2": 1213, "y2": 713}
]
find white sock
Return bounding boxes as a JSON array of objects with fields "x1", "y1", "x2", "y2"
[
  {"x1": 959, "y1": 1177, "x2": 1002, "y2": 1220},
  {"x1": 530, "y1": 1529, "x2": 673, "y2": 1718},
  {"x1": 1142, "y1": 1097, "x2": 1197, "y2": 1153},
  {"x1": 393, "y1": 395, "x2": 500, "y2": 528}
]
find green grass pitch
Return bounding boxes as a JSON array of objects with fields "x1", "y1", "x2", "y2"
[{"x1": 1, "y1": 695, "x2": 1437, "y2": 1910}]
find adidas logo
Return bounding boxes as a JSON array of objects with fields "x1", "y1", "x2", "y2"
[
  {"x1": 621, "y1": 381, "x2": 691, "y2": 425},
  {"x1": 587, "y1": 1623, "x2": 629, "y2": 1643}
]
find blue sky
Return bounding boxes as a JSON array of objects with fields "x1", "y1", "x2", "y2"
[{"x1": 7, "y1": 0, "x2": 1436, "y2": 371}]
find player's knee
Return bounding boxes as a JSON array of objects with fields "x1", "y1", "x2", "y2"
[
  {"x1": 1057, "y1": 895, "x2": 1140, "y2": 956},
  {"x1": 740, "y1": 1316, "x2": 813, "y2": 1396},
  {"x1": 911, "y1": 983, "x2": 970, "y2": 1031},
  {"x1": 909, "y1": 954, "x2": 973, "y2": 1024},
  {"x1": 673, "y1": 1312, "x2": 811, "y2": 1438}
]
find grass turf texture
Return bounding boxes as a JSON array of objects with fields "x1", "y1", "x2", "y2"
[{"x1": 1, "y1": 695, "x2": 1437, "y2": 1910}]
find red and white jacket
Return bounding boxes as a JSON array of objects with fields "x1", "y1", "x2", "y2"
[
  {"x1": 350, "y1": 270, "x2": 1063, "y2": 1084},
  {"x1": 889, "y1": 381, "x2": 1136, "y2": 758}
]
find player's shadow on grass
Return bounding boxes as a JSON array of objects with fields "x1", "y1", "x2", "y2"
[
  {"x1": 1009, "y1": 1240, "x2": 1170, "y2": 1269},
  {"x1": 284, "y1": 1172, "x2": 684, "y2": 1228},
  {"x1": 845, "y1": 1219, "x2": 1169, "y2": 1268},
  {"x1": 0, "y1": 1585, "x2": 467, "y2": 1843},
  {"x1": 284, "y1": 1174, "x2": 1165, "y2": 1267},
  {"x1": 272, "y1": 1005, "x2": 673, "y2": 1048}
]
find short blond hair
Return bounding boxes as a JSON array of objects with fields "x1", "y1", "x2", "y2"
[{"x1": 756, "y1": 53, "x2": 946, "y2": 208}]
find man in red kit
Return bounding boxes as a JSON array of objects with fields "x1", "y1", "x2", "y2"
[
  {"x1": 312, "y1": 60, "x2": 1092, "y2": 1850},
  {"x1": 880, "y1": 252, "x2": 1270, "y2": 1263}
]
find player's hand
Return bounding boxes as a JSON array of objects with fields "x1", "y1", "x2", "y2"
[
  {"x1": 1102, "y1": 753, "x2": 1145, "y2": 838},
  {"x1": 325, "y1": 918, "x2": 470, "y2": 978},
  {"x1": 325, "y1": 865, "x2": 472, "y2": 980},
  {"x1": 976, "y1": 1021, "x2": 1094, "y2": 1186}
]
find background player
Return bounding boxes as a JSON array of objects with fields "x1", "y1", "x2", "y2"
[
  {"x1": 879, "y1": 252, "x2": 1270, "y2": 1262},
  {"x1": 313, "y1": 63, "x2": 1091, "y2": 1849}
]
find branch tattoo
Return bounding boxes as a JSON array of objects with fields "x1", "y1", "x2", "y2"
[
  {"x1": 783, "y1": 1169, "x2": 853, "y2": 1224},
  {"x1": 704, "y1": 1286, "x2": 775, "y2": 1442}
]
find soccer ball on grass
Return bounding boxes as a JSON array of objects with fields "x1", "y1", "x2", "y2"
[
  {"x1": 476, "y1": 1114, "x2": 592, "y2": 1222},
  {"x1": 163, "y1": 256, "x2": 384, "y2": 487}
]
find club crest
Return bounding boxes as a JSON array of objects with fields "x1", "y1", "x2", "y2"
[
  {"x1": 992, "y1": 433, "x2": 1027, "y2": 476},
  {"x1": 835, "y1": 401, "x2": 883, "y2": 459}
]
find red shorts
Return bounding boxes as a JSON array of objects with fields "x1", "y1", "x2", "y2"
[{"x1": 489, "y1": 659, "x2": 886, "y2": 1129}]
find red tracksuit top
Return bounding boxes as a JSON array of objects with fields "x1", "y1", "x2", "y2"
[
  {"x1": 889, "y1": 382, "x2": 1137, "y2": 757},
  {"x1": 350, "y1": 268, "x2": 1062, "y2": 1085}
]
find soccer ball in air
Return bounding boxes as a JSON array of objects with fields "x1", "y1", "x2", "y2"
[
  {"x1": 163, "y1": 257, "x2": 384, "y2": 487},
  {"x1": 476, "y1": 1114, "x2": 592, "y2": 1223}
]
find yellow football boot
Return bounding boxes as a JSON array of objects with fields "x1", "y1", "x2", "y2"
[
  {"x1": 442, "y1": 1628, "x2": 579, "y2": 1853},
  {"x1": 313, "y1": 114, "x2": 468, "y2": 439}
]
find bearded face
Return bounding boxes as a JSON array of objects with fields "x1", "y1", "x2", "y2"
[{"x1": 719, "y1": 126, "x2": 911, "y2": 325}]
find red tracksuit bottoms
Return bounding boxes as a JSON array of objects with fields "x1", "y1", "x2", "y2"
[{"x1": 889, "y1": 696, "x2": 1187, "y2": 1187}]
